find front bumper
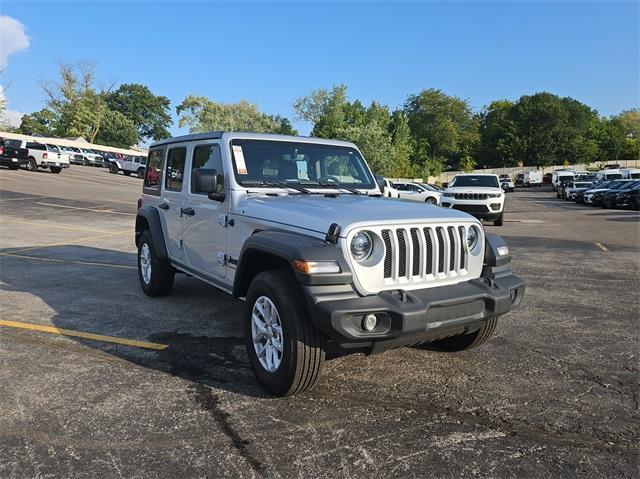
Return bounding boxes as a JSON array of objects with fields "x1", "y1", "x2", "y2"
[
  {"x1": 440, "y1": 198, "x2": 504, "y2": 220},
  {"x1": 305, "y1": 273, "x2": 524, "y2": 353}
]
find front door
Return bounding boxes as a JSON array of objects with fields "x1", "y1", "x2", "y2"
[
  {"x1": 181, "y1": 142, "x2": 228, "y2": 278},
  {"x1": 161, "y1": 145, "x2": 187, "y2": 260}
]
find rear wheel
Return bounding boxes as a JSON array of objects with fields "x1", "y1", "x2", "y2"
[
  {"x1": 83, "y1": 158, "x2": 89, "y2": 166},
  {"x1": 108, "y1": 163, "x2": 118, "y2": 174},
  {"x1": 25, "y1": 158, "x2": 37, "y2": 172},
  {"x1": 8, "y1": 164, "x2": 19, "y2": 170},
  {"x1": 245, "y1": 269, "x2": 325, "y2": 396},
  {"x1": 50, "y1": 166, "x2": 62, "y2": 174},
  {"x1": 429, "y1": 318, "x2": 498, "y2": 351},
  {"x1": 137, "y1": 230, "x2": 175, "y2": 297},
  {"x1": 493, "y1": 213, "x2": 504, "y2": 226},
  {"x1": 425, "y1": 197, "x2": 437, "y2": 205},
  {"x1": 137, "y1": 168, "x2": 145, "y2": 179},
  {"x1": 124, "y1": 171, "x2": 131, "y2": 176}
]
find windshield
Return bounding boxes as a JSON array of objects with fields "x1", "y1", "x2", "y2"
[
  {"x1": 574, "y1": 182, "x2": 592, "y2": 188},
  {"x1": 230, "y1": 139, "x2": 376, "y2": 190},
  {"x1": 605, "y1": 173, "x2": 623, "y2": 180},
  {"x1": 450, "y1": 175, "x2": 499, "y2": 188}
]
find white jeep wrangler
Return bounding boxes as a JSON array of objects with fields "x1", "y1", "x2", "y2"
[
  {"x1": 441, "y1": 174, "x2": 506, "y2": 226},
  {"x1": 135, "y1": 132, "x2": 524, "y2": 396}
]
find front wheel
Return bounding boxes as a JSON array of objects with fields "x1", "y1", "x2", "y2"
[
  {"x1": 108, "y1": 163, "x2": 118, "y2": 174},
  {"x1": 137, "y1": 230, "x2": 175, "y2": 297},
  {"x1": 123, "y1": 171, "x2": 131, "y2": 176},
  {"x1": 8, "y1": 164, "x2": 19, "y2": 170},
  {"x1": 137, "y1": 168, "x2": 145, "y2": 179},
  {"x1": 429, "y1": 318, "x2": 498, "y2": 351},
  {"x1": 425, "y1": 197, "x2": 437, "y2": 205},
  {"x1": 25, "y1": 158, "x2": 38, "y2": 172},
  {"x1": 50, "y1": 166, "x2": 62, "y2": 174},
  {"x1": 245, "y1": 269, "x2": 325, "y2": 396},
  {"x1": 493, "y1": 213, "x2": 504, "y2": 226}
]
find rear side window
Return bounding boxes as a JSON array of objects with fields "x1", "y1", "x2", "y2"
[
  {"x1": 3, "y1": 139, "x2": 21, "y2": 148},
  {"x1": 165, "y1": 147, "x2": 186, "y2": 192},
  {"x1": 191, "y1": 144, "x2": 224, "y2": 195},
  {"x1": 143, "y1": 148, "x2": 165, "y2": 196},
  {"x1": 26, "y1": 142, "x2": 46, "y2": 150}
]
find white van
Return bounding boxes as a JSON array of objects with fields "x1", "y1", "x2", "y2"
[
  {"x1": 523, "y1": 170, "x2": 543, "y2": 187},
  {"x1": 620, "y1": 168, "x2": 640, "y2": 179},
  {"x1": 551, "y1": 170, "x2": 575, "y2": 190},
  {"x1": 596, "y1": 169, "x2": 623, "y2": 181}
]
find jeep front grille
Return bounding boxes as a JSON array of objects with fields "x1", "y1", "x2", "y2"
[
  {"x1": 381, "y1": 225, "x2": 469, "y2": 282},
  {"x1": 453, "y1": 192, "x2": 488, "y2": 200}
]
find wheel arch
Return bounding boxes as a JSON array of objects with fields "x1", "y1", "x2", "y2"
[
  {"x1": 232, "y1": 230, "x2": 352, "y2": 298},
  {"x1": 135, "y1": 206, "x2": 168, "y2": 259}
]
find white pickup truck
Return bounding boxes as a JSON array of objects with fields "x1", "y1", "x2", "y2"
[
  {"x1": 21, "y1": 141, "x2": 70, "y2": 174},
  {"x1": 108, "y1": 155, "x2": 147, "y2": 178}
]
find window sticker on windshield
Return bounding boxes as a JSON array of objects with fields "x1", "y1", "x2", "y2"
[{"x1": 233, "y1": 145, "x2": 248, "y2": 175}]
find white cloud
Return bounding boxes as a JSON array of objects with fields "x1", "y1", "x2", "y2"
[
  {"x1": 0, "y1": 15, "x2": 30, "y2": 70},
  {"x1": 0, "y1": 85, "x2": 24, "y2": 127}
]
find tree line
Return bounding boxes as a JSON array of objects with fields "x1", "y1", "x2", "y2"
[{"x1": 9, "y1": 61, "x2": 638, "y2": 176}]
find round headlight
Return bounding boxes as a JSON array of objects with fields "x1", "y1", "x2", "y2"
[
  {"x1": 466, "y1": 226, "x2": 479, "y2": 250},
  {"x1": 350, "y1": 231, "x2": 373, "y2": 261}
]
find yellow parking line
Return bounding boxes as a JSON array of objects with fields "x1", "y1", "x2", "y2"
[
  {"x1": 0, "y1": 319, "x2": 168, "y2": 350},
  {"x1": 0, "y1": 252, "x2": 136, "y2": 269},
  {"x1": 36, "y1": 202, "x2": 135, "y2": 216},
  {"x1": 5, "y1": 230, "x2": 132, "y2": 254},
  {"x1": 594, "y1": 242, "x2": 609, "y2": 252}
]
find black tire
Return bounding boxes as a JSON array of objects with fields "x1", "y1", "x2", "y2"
[
  {"x1": 26, "y1": 158, "x2": 38, "y2": 172},
  {"x1": 137, "y1": 230, "x2": 175, "y2": 297},
  {"x1": 429, "y1": 318, "x2": 498, "y2": 352},
  {"x1": 123, "y1": 171, "x2": 131, "y2": 176},
  {"x1": 50, "y1": 166, "x2": 62, "y2": 174},
  {"x1": 425, "y1": 197, "x2": 437, "y2": 205},
  {"x1": 83, "y1": 158, "x2": 89, "y2": 166},
  {"x1": 108, "y1": 163, "x2": 118, "y2": 174},
  {"x1": 245, "y1": 269, "x2": 325, "y2": 396},
  {"x1": 8, "y1": 164, "x2": 19, "y2": 170},
  {"x1": 137, "y1": 168, "x2": 145, "y2": 179},
  {"x1": 493, "y1": 213, "x2": 504, "y2": 226}
]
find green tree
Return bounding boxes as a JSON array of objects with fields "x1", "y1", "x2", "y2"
[
  {"x1": 93, "y1": 110, "x2": 139, "y2": 148},
  {"x1": 41, "y1": 60, "x2": 109, "y2": 142},
  {"x1": 18, "y1": 108, "x2": 57, "y2": 136},
  {"x1": 610, "y1": 109, "x2": 640, "y2": 161},
  {"x1": 176, "y1": 95, "x2": 297, "y2": 135},
  {"x1": 105, "y1": 83, "x2": 172, "y2": 142},
  {"x1": 477, "y1": 100, "x2": 519, "y2": 168},
  {"x1": 403, "y1": 88, "x2": 479, "y2": 175},
  {"x1": 294, "y1": 84, "x2": 348, "y2": 138}
]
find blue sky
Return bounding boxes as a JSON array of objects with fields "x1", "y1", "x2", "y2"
[{"x1": 1, "y1": 0, "x2": 638, "y2": 136}]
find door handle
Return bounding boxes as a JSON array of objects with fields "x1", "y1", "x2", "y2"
[
  {"x1": 158, "y1": 202, "x2": 169, "y2": 210},
  {"x1": 181, "y1": 207, "x2": 195, "y2": 217}
]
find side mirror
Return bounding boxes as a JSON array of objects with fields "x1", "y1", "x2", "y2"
[
  {"x1": 374, "y1": 174, "x2": 386, "y2": 192},
  {"x1": 192, "y1": 168, "x2": 225, "y2": 201}
]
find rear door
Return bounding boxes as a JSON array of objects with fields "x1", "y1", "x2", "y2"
[
  {"x1": 181, "y1": 142, "x2": 228, "y2": 278},
  {"x1": 161, "y1": 145, "x2": 188, "y2": 260}
]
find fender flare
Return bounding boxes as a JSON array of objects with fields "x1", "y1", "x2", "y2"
[
  {"x1": 233, "y1": 230, "x2": 353, "y2": 297},
  {"x1": 135, "y1": 206, "x2": 168, "y2": 259}
]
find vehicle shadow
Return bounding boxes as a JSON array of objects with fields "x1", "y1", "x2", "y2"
[
  {"x1": 606, "y1": 216, "x2": 640, "y2": 223},
  {"x1": 0, "y1": 245, "x2": 270, "y2": 398}
]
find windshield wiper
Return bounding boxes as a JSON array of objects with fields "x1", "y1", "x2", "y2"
[
  {"x1": 243, "y1": 180, "x2": 311, "y2": 194},
  {"x1": 309, "y1": 179, "x2": 363, "y2": 195}
]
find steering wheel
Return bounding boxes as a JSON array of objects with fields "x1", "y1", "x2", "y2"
[{"x1": 318, "y1": 175, "x2": 340, "y2": 185}]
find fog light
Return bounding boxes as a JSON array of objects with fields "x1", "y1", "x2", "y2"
[
  {"x1": 497, "y1": 245, "x2": 509, "y2": 256},
  {"x1": 362, "y1": 314, "x2": 377, "y2": 331}
]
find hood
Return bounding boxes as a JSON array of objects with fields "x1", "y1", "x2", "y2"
[
  {"x1": 444, "y1": 186, "x2": 503, "y2": 194},
  {"x1": 236, "y1": 193, "x2": 477, "y2": 236}
]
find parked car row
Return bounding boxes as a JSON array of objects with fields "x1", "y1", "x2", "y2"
[
  {"x1": 561, "y1": 178, "x2": 640, "y2": 210},
  {"x1": 0, "y1": 136, "x2": 147, "y2": 176}
]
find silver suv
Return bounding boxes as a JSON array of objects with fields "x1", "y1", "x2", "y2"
[{"x1": 135, "y1": 132, "x2": 525, "y2": 396}]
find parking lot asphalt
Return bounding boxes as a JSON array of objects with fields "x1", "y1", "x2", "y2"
[{"x1": 1, "y1": 166, "x2": 638, "y2": 478}]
